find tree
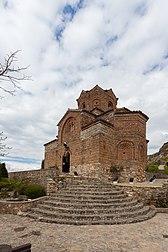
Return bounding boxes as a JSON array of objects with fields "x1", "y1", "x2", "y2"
[
  {"x1": 0, "y1": 162, "x2": 8, "y2": 180},
  {"x1": 0, "y1": 50, "x2": 30, "y2": 156},
  {"x1": 0, "y1": 50, "x2": 31, "y2": 96},
  {"x1": 0, "y1": 132, "x2": 11, "y2": 156}
]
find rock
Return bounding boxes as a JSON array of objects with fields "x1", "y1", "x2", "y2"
[
  {"x1": 14, "y1": 226, "x2": 26, "y2": 232},
  {"x1": 31, "y1": 230, "x2": 41, "y2": 236}
]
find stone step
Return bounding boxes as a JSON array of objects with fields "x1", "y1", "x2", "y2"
[
  {"x1": 50, "y1": 192, "x2": 127, "y2": 200},
  {"x1": 27, "y1": 207, "x2": 156, "y2": 225},
  {"x1": 37, "y1": 202, "x2": 144, "y2": 215},
  {"x1": 67, "y1": 178, "x2": 105, "y2": 184},
  {"x1": 30, "y1": 205, "x2": 150, "y2": 220},
  {"x1": 66, "y1": 184, "x2": 113, "y2": 189},
  {"x1": 43, "y1": 198, "x2": 139, "y2": 209},
  {"x1": 27, "y1": 177, "x2": 156, "y2": 225},
  {"x1": 59, "y1": 188, "x2": 124, "y2": 195},
  {"x1": 47, "y1": 195, "x2": 133, "y2": 204},
  {"x1": 27, "y1": 209, "x2": 156, "y2": 225}
]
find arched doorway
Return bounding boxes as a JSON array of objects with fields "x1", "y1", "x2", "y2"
[{"x1": 62, "y1": 152, "x2": 70, "y2": 173}]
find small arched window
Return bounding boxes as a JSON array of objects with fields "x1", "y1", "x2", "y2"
[
  {"x1": 93, "y1": 99, "x2": 100, "y2": 108},
  {"x1": 108, "y1": 101, "x2": 113, "y2": 108},
  {"x1": 82, "y1": 102, "x2": 86, "y2": 109}
]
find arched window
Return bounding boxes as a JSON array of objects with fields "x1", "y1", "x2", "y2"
[
  {"x1": 108, "y1": 101, "x2": 113, "y2": 108},
  {"x1": 82, "y1": 102, "x2": 86, "y2": 109},
  {"x1": 93, "y1": 99, "x2": 100, "y2": 108},
  {"x1": 63, "y1": 117, "x2": 75, "y2": 133}
]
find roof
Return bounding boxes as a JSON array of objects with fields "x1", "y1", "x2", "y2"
[
  {"x1": 44, "y1": 139, "x2": 57, "y2": 146},
  {"x1": 76, "y1": 84, "x2": 118, "y2": 102},
  {"x1": 115, "y1": 108, "x2": 149, "y2": 120},
  {"x1": 81, "y1": 118, "x2": 114, "y2": 131},
  {"x1": 57, "y1": 109, "x2": 80, "y2": 126}
]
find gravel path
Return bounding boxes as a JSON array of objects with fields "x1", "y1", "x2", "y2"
[{"x1": 0, "y1": 213, "x2": 168, "y2": 252}]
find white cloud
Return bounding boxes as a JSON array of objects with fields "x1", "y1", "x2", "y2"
[
  {"x1": 6, "y1": 161, "x2": 40, "y2": 172},
  {"x1": 0, "y1": 0, "x2": 168, "y2": 170}
]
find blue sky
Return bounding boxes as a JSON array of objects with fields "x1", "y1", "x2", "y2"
[{"x1": 0, "y1": 0, "x2": 168, "y2": 171}]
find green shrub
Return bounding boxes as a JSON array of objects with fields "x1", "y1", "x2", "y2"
[
  {"x1": 155, "y1": 197, "x2": 168, "y2": 208},
  {"x1": 9, "y1": 178, "x2": 29, "y2": 197},
  {"x1": 0, "y1": 178, "x2": 10, "y2": 190},
  {"x1": 146, "y1": 164, "x2": 158, "y2": 173},
  {"x1": 110, "y1": 166, "x2": 123, "y2": 173},
  {"x1": 23, "y1": 184, "x2": 46, "y2": 199},
  {"x1": 164, "y1": 166, "x2": 168, "y2": 175}
]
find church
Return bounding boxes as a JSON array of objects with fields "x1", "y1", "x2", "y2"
[{"x1": 43, "y1": 85, "x2": 148, "y2": 182}]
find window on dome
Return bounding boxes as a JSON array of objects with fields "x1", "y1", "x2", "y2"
[{"x1": 108, "y1": 101, "x2": 113, "y2": 108}]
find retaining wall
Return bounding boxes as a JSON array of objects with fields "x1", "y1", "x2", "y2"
[
  {"x1": 112, "y1": 182, "x2": 168, "y2": 204},
  {"x1": 0, "y1": 196, "x2": 48, "y2": 214},
  {"x1": 8, "y1": 168, "x2": 59, "y2": 188}
]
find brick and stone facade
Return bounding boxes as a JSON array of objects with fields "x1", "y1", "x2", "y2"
[{"x1": 44, "y1": 85, "x2": 149, "y2": 182}]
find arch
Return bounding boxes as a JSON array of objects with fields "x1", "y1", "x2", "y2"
[
  {"x1": 93, "y1": 99, "x2": 100, "y2": 108},
  {"x1": 117, "y1": 141, "x2": 135, "y2": 160},
  {"x1": 62, "y1": 152, "x2": 70, "y2": 173},
  {"x1": 63, "y1": 117, "x2": 75, "y2": 133},
  {"x1": 82, "y1": 102, "x2": 86, "y2": 109},
  {"x1": 61, "y1": 117, "x2": 76, "y2": 143},
  {"x1": 108, "y1": 101, "x2": 113, "y2": 109}
]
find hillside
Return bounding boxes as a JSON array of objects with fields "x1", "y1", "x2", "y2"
[{"x1": 148, "y1": 142, "x2": 168, "y2": 165}]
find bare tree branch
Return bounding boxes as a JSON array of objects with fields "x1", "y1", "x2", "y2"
[
  {"x1": 0, "y1": 50, "x2": 30, "y2": 155},
  {"x1": 0, "y1": 50, "x2": 31, "y2": 96},
  {"x1": 0, "y1": 132, "x2": 11, "y2": 156}
]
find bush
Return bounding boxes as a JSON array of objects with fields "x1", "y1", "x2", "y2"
[
  {"x1": 155, "y1": 197, "x2": 168, "y2": 208},
  {"x1": 9, "y1": 178, "x2": 29, "y2": 197},
  {"x1": 110, "y1": 166, "x2": 123, "y2": 173},
  {"x1": 0, "y1": 178, "x2": 10, "y2": 190},
  {"x1": 23, "y1": 184, "x2": 46, "y2": 199},
  {"x1": 164, "y1": 166, "x2": 168, "y2": 175},
  {"x1": 146, "y1": 164, "x2": 158, "y2": 173}
]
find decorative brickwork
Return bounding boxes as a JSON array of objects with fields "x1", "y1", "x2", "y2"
[{"x1": 44, "y1": 85, "x2": 149, "y2": 182}]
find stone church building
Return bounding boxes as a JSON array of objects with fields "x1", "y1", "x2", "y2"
[{"x1": 44, "y1": 85, "x2": 148, "y2": 182}]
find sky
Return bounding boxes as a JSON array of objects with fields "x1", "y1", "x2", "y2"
[{"x1": 0, "y1": 0, "x2": 168, "y2": 172}]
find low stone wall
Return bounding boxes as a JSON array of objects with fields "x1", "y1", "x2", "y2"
[
  {"x1": 0, "y1": 196, "x2": 48, "y2": 214},
  {"x1": 8, "y1": 168, "x2": 59, "y2": 188},
  {"x1": 156, "y1": 208, "x2": 168, "y2": 213},
  {"x1": 7, "y1": 169, "x2": 168, "y2": 207},
  {"x1": 112, "y1": 182, "x2": 168, "y2": 204}
]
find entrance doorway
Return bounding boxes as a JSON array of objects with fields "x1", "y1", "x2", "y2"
[{"x1": 62, "y1": 152, "x2": 70, "y2": 173}]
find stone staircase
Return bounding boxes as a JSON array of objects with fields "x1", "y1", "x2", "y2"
[{"x1": 26, "y1": 177, "x2": 156, "y2": 225}]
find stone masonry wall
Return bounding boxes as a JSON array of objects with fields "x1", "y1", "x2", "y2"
[
  {"x1": 8, "y1": 168, "x2": 59, "y2": 188},
  {"x1": 44, "y1": 140, "x2": 58, "y2": 168},
  {"x1": 112, "y1": 182, "x2": 168, "y2": 205},
  {"x1": 0, "y1": 196, "x2": 48, "y2": 214}
]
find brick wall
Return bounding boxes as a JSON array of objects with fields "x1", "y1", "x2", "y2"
[
  {"x1": 8, "y1": 168, "x2": 59, "y2": 188},
  {"x1": 77, "y1": 85, "x2": 117, "y2": 112},
  {"x1": 43, "y1": 85, "x2": 148, "y2": 182}
]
